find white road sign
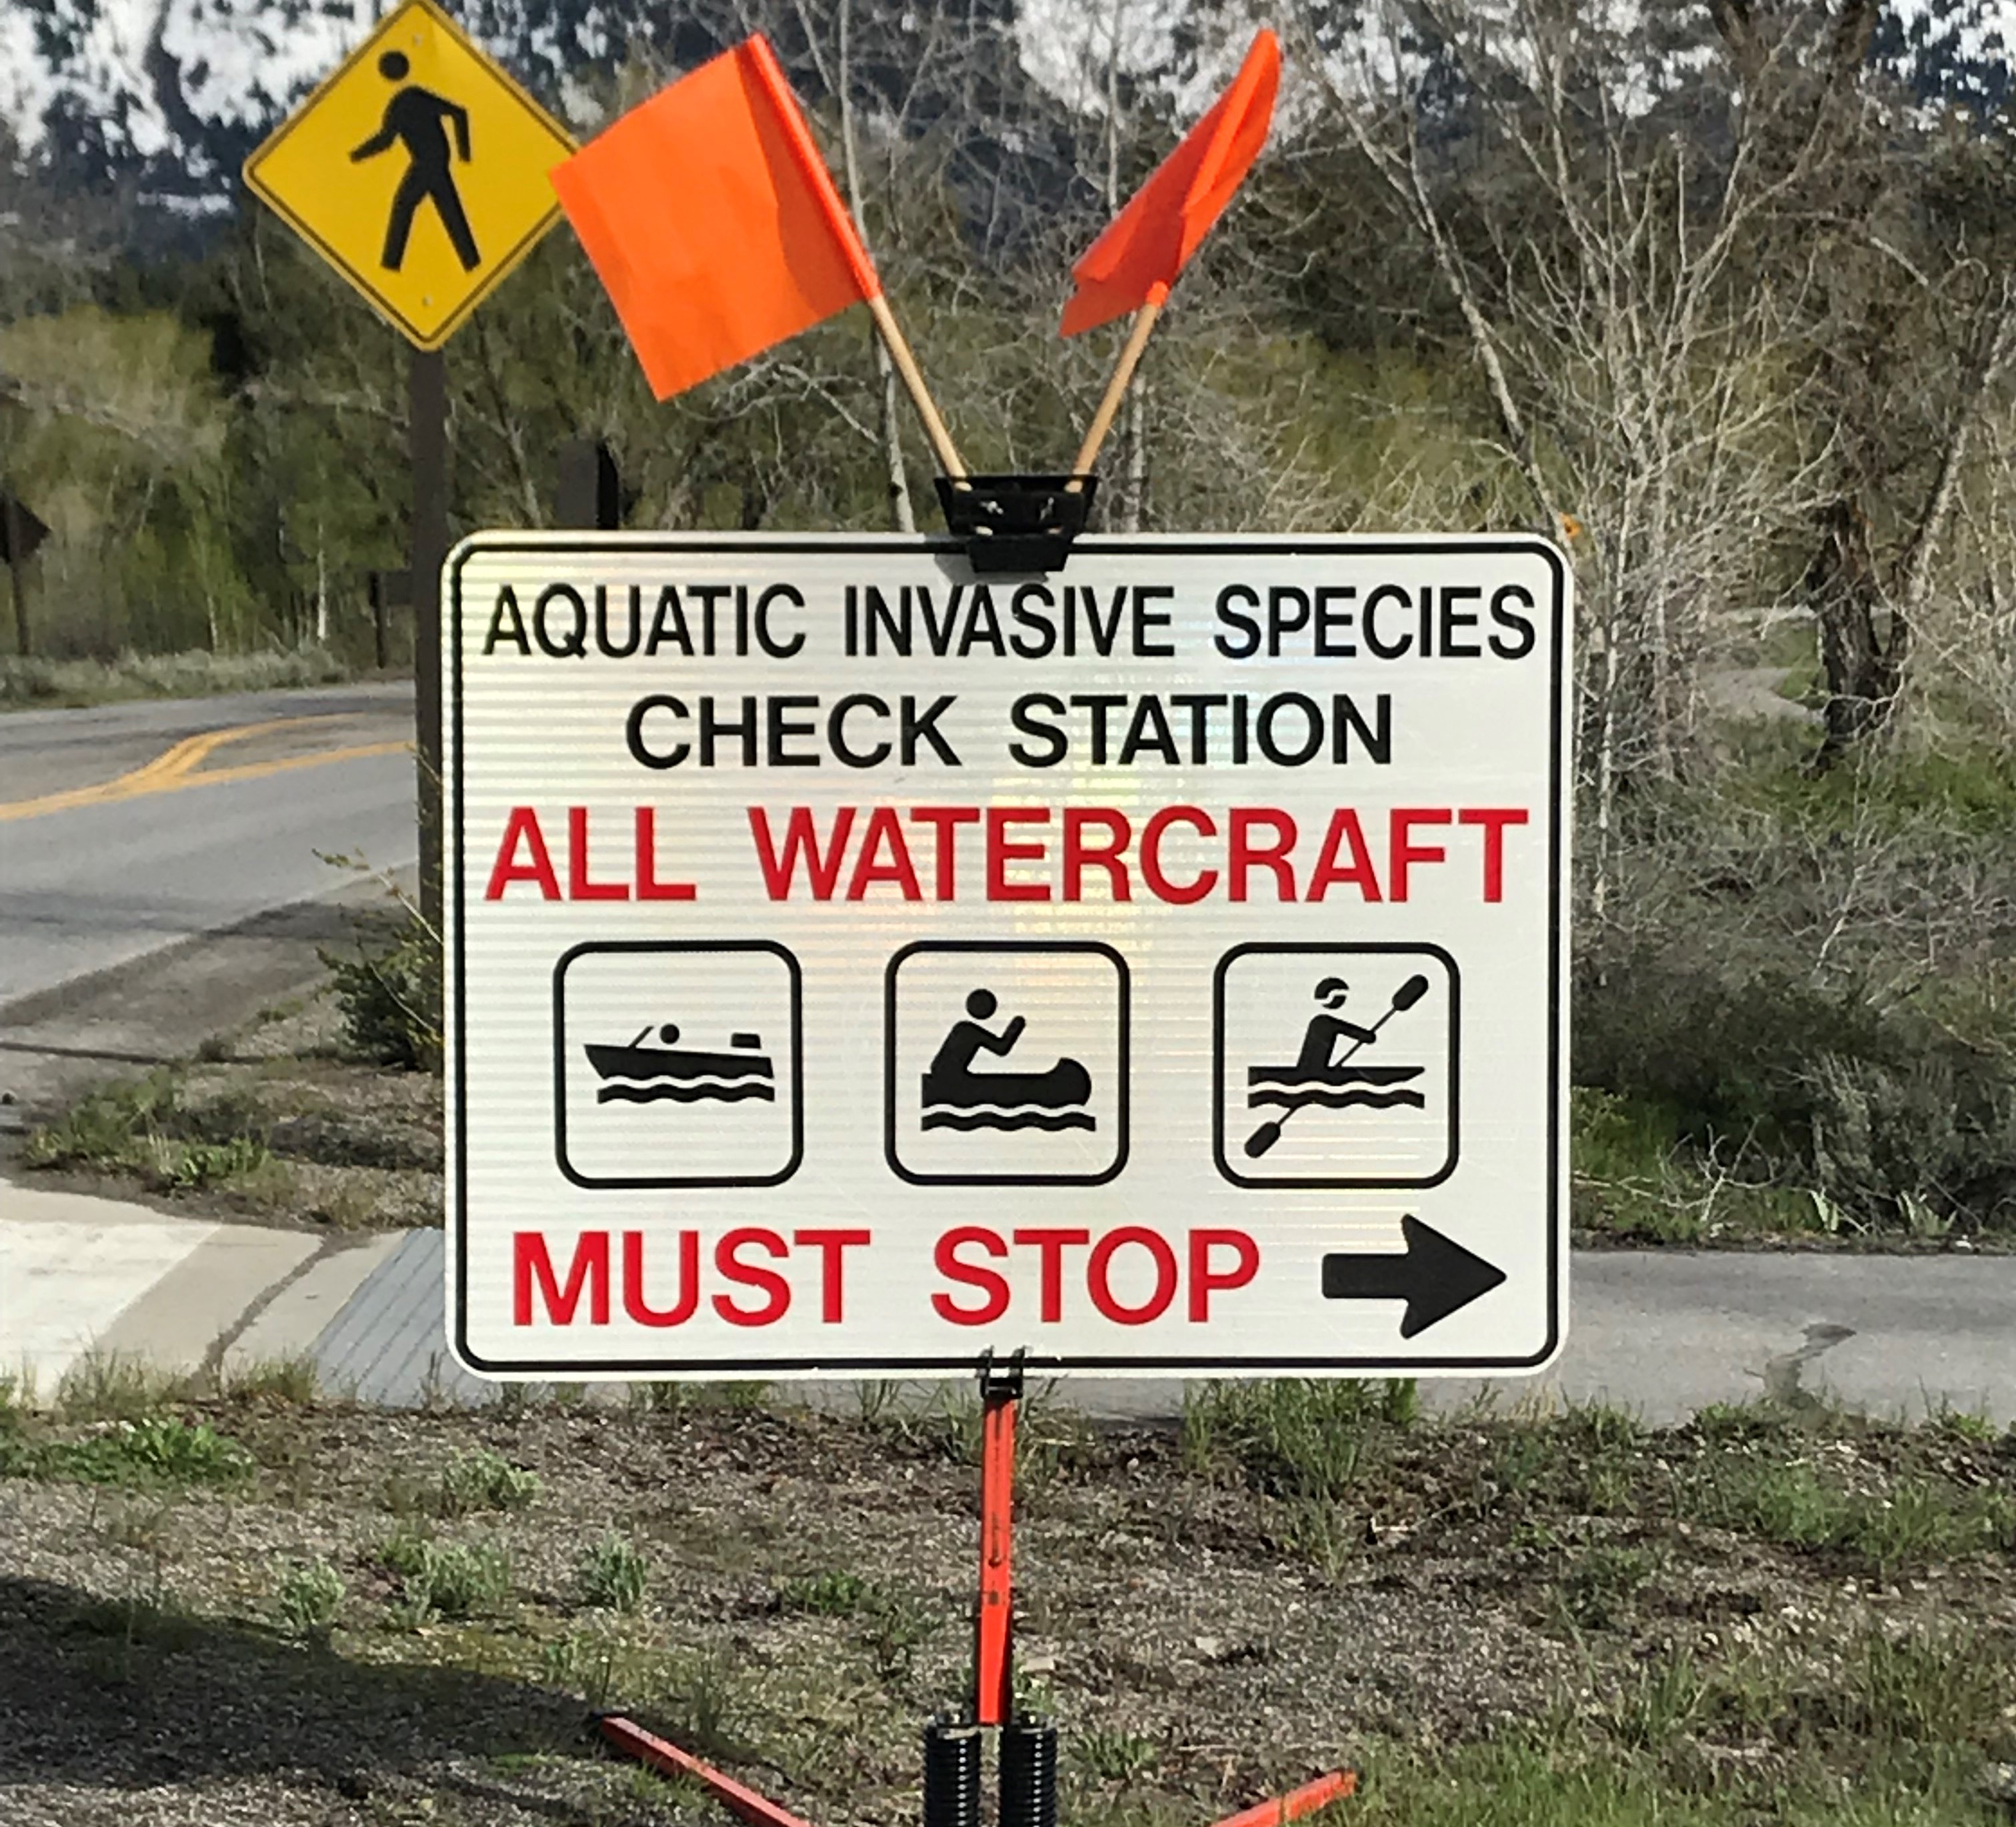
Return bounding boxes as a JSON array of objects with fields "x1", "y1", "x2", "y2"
[{"x1": 445, "y1": 533, "x2": 1570, "y2": 1378}]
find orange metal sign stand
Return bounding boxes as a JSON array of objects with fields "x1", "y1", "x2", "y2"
[{"x1": 601, "y1": 1351, "x2": 1359, "y2": 1823}]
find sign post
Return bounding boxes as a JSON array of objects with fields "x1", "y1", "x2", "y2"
[
  {"x1": 243, "y1": 0, "x2": 573, "y2": 928},
  {"x1": 445, "y1": 533, "x2": 1569, "y2": 1382}
]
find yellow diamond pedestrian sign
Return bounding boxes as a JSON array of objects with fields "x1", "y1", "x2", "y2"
[{"x1": 244, "y1": 0, "x2": 575, "y2": 350}]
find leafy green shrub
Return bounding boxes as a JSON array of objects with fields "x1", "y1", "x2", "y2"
[
  {"x1": 1806, "y1": 1052, "x2": 2016, "y2": 1230},
  {"x1": 323, "y1": 910, "x2": 441, "y2": 1072},
  {"x1": 378, "y1": 1526, "x2": 511, "y2": 1621},
  {"x1": 577, "y1": 1532, "x2": 649, "y2": 1612},
  {"x1": 436, "y1": 1447, "x2": 540, "y2": 1516},
  {"x1": 1575, "y1": 940, "x2": 2016, "y2": 1233},
  {"x1": 275, "y1": 1558, "x2": 347, "y2": 1635}
]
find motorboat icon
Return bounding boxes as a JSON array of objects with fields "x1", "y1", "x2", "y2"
[{"x1": 586, "y1": 1024, "x2": 775, "y2": 1104}]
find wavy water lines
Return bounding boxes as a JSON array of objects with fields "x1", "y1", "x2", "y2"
[
  {"x1": 596, "y1": 1073, "x2": 776, "y2": 1106},
  {"x1": 1246, "y1": 1086, "x2": 1426, "y2": 1113},
  {"x1": 921, "y1": 1103, "x2": 1097, "y2": 1132}
]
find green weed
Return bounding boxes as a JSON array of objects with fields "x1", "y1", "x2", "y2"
[
  {"x1": 1687, "y1": 1457, "x2": 2016, "y2": 1576},
  {"x1": 1182, "y1": 1378, "x2": 1414, "y2": 1501},
  {"x1": 779, "y1": 1568, "x2": 875, "y2": 1615},
  {"x1": 435, "y1": 1446, "x2": 541, "y2": 1516},
  {"x1": 54, "y1": 1352, "x2": 180, "y2": 1423},
  {"x1": 1075, "y1": 1726, "x2": 1161, "y2": 1784},
  {"x1": 21, "y1": 1074, "x2": 273, "y2": 1192},
  {"x1": 865, "y1": 1587, "x2": 941, "y2": 1682},
  {"x1": 221, "y1": 1354, "x2": 320, "y2": 1404},
  {"x1": 1603, "y1": 1648, "x2": 1710, "y2": 1751},
  {"x1": 273, "y1": 1558, "x2": 346, "y2": 1635},
  {"x1": 1557, "y1": 1542, "x2": 1657, "y2": 1629},
  {"x1": 1834, "y1": 1621, "x2": 2015, "y2": 1750},
  {"x1": 652, "y1": 1650, "x2": 759, "y2": 1763},
  {"x1": 378, "y1": 1525, "x2": 511, "y2": 1622},
  {"x1": 576, "y1": 1532, "x2": 648, "y2": 1612}
]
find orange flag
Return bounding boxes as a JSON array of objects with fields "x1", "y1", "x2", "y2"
[
  {"x1": 1060, "y1": 29, "x2": 1281, "y2": 337},
  {"x1": 552, "y1": 35, "x2": 882, "y2": 399}
]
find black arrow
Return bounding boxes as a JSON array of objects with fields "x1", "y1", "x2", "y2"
[{"x1": 1321, "y1": 1216, "x2": 1507, "y2": 1339}]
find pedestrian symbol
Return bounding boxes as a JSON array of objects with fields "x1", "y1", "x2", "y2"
[
  {"x1": 351, "y1": 51, "x2": 481, "y2": 273},
  {"x1": 243, "y1": 0, "x2": 573, "y2": 351}
]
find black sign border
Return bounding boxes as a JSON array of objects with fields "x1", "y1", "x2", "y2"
[{"x1": 447, "y1": 533, "x2": 1569, "y2": 1378}]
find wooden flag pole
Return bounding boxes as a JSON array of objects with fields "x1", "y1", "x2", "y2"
[
  {"x1": 1068, "y1": 282, "x2": 1169, "y2": 485},
  {"x1": 866, "y1": 293, "x2": 967, "y2": 481}
]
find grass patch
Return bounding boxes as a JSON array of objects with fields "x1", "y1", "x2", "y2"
[
  {"x1": 21, "y1": 1073, "x2": 272, "y2": 1193},
  {"x1": 56, "y1": 1350, "x2": 186, "y2": 1424},
  {"x1": 779, "y1": 1568, "x2": 876, "y2": 1616},
  {"x1": 1181, "y1": 1378, "x2": 1418, "y2": 1502},
  {"x1": 3, "y1": 1415, "x2": 255, "y2": 1489},
  {"x1": 1074, "y1": 1726, "x2": 1162, "y2": 1786},
  {"x1": 0, "y1": 647, "x2": 353, "y2": 711},
  {"x1": 1685, "y1": 1456, "x2": 2016, "y2": 1576},
  {"x1": 220, "y1": 1354, "x2": 321, "y2": 1405},
  {"x1": 1555, "y1": 1542, "x2": 1659, "y2": 1630}
]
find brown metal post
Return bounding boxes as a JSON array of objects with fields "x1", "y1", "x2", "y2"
[{"x1": 410, "y1": 348, "x2": 447, "y2": 932}]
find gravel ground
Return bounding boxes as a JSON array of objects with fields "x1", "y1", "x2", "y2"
[{"x1": 2, "y1": 1390, "x2": 2012, "y2": 1826}]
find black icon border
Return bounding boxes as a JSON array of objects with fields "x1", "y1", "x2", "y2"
[
  {"x1": 1212, "y1": 941, "x2": 1461, "y2": 1192},
  {"x1": 884, "y1": 940, "x2": 1130, "y2": 1188},
  {"x1": 553, "y1": 939, "x2": 804, "y2": 1190}
]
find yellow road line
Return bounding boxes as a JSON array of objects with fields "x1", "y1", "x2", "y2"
[{"x1": 0, "y1": 717, "x2": 411, "y2": 823}]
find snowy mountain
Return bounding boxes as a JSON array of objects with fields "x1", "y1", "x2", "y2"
[{"x1": 1, "y1": 0, "x2": 2011, "y2": 212}]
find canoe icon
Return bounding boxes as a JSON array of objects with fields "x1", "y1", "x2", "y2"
[{"x1": 587, "y1": 1024, "x2": 775, "y2": 1104}]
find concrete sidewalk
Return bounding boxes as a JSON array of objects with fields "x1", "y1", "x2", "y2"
[
  {"x1": 4, "y1": 1187, "x2": 2013, "y2": 1424},
  {"x1": 0, "y1": 1186, "x2": 402, "y2": 1396}
]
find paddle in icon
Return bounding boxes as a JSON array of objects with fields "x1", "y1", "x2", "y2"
[{"x1": 1242, "y1": 972, "x2": 1431, "y2": 1159}]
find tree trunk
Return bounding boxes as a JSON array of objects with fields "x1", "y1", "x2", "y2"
[
  {"x1": 1807, "y1": 496, "x2": 1894, "y2": 769},
  {"x1": 315, "y1": 527, "x2": 329, "y2": 646},
  {"x1": 3, "y1": 499, "x2": 29, "y2": 657},
  {"x1": 1807, "y1": 287, "x2": 2015, "y2": 771}
]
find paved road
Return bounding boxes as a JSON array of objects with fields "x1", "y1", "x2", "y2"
[{"x1": 0, "y1": 685, "x2": 416, "y2": 1006}]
